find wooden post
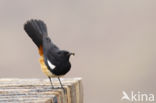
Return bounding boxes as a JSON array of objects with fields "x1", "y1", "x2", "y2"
[{"x1": 0, "y1": 78, "x2": 83, "y2": 103}]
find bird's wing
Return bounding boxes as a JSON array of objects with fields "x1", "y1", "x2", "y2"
[
  {"x1": 44, "y1": 48, "x2": 60, "y2": 71},
  {"x1": 42, "y1": 36, "x2": 60, "y2": 68},
  {"x1": 43, "y1": 36, "x2": 59, "y2": 54}
]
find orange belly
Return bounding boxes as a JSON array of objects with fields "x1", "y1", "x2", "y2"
[
  {"x1": 39, "y1": 56, "x2": 56, "y2": 77},
  {"x1": 38, "y1": 46, "x2": 55, "y2": 77},
  {"x1": 38, "y1": 46, "x2": 63, "y2": 77}
]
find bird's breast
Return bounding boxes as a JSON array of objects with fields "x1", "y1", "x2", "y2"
[
  {"x1": 38, "y1": 46, "x2": 55, "y2": 77},
  {"x1": 38, "y1": 46, "x2": 64, "y2": 77},
  {"x1": 39, "y1": 56, "x2": 57, "y2": 77}
]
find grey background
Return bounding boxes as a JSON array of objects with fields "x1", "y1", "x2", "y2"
[{"x1": 0, "y1": 0, "x2": 156, "y2": 103}]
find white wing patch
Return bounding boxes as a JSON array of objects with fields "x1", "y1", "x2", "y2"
[{"x1": 47, "y1": 59, "x2": 56, "y2": 70}]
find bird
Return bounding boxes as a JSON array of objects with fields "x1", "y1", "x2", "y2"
[{"x1": 24, "y1": 19, "x2": 74, "y2": 90}]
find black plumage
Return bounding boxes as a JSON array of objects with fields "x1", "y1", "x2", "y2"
[
  {"x1": 24, "y1": 19, "x2": 48, "y2": 48},
  {"x1": 24, "y1": 19, "x2": 74, "y2": 90},
  {"x1": 42, "y1": 36, "x2": 71, "y2": 75}
]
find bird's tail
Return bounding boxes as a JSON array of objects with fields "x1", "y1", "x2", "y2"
[{"x1": 24, "y1": 19, "x2": 48, "y2": 48}]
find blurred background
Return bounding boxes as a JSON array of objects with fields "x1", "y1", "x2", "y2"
[{"x1": 0, "y1": 0, "x2": 156, "y2": 103}]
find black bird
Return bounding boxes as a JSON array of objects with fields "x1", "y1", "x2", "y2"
[{"x1": 24, "y1": 19, "x2": 74, "y2": 90}]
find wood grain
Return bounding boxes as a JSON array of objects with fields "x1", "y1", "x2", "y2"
[{"x1": 0, "y1": 78, "x2": 83, "y2": 103}]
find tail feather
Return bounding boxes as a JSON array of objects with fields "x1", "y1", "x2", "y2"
[{"x1": 24, "y1": 19, "x2": 48, "y2": 48}]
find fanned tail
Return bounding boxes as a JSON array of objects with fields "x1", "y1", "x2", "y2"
[{"x1": 24, "y1": 19, "x2": 48, "y2": 48}]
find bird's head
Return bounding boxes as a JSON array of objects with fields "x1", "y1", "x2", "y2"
[{"x1": 58, "y1": 50, "x2": 75, "y2": 60}]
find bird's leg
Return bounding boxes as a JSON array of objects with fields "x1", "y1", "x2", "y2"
[
  {"x1": 58, "y1": 77, "x2": 66, "y2": 93},
  {"x1": 58, "y1": 77, "x2": 63, "y2": 89},
  {"x1": 48, "y1": 77, "x2": 54, "y2": 89}
]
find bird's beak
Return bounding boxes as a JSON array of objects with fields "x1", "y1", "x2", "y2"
[{"x1": 70, "y1": 52, "x2": 75, "y2": 56}]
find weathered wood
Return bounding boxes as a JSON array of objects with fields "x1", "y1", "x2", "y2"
[{"x1": 0, "y1": 78, "x2": 83, "y2": 103}]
